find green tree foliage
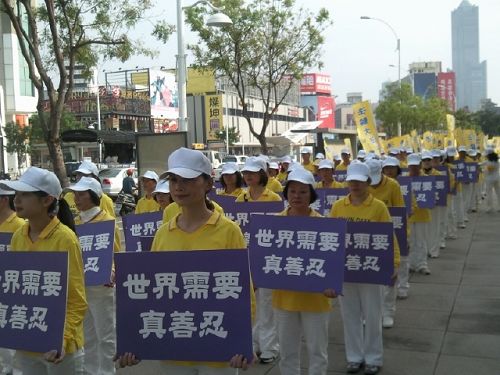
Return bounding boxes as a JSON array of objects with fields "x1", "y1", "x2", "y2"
[
  {"x1": 0, "y1": 0, "x2": 173, "y2": 186},
  {"x1": 185, "y1": 0, "x2": 332, "y2": 154},
  {"x1": 474, "y1": 99, "x2": 500, "y2": 136},
  {"x1": 29, "y1": 111, "x2": 81, "y2": 145},
  {"x1": 454, "y1": 108, "x2": 480, "y2": 131},
  {"x1": 376, "y1": 82, "x2": 448, "y2": 136},
  {"x1": 215, "y1": 126, "x2": 240, "y2": 146},
  {"x1": 4, "y1": 122, "x2": 30, "y2": 168}
]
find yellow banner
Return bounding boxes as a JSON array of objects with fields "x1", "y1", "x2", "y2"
[
  {"x1": 385, "y1": 135, "x2": 409, "y2": 151},
  {"x1": 454, "y1": 128, "x2": 465, "y2": 147},
  {"x1": 343, "y1": 138, "x2": 353, "y2": 155},
  {"x1": 433, "y1": 133, "x2": 445, "y2": 149},
  {"x1": 410, "y1": 130, "x2": 421, "y2": 153},
  {"x1": 463, "y1": 129, "x2": 477, "y2": 150},
  {"x1": 205, "y1": 94, "x2": 224, "y2": 141},
  {"x1": 353, "y1": 101, "x2": 381, "y2": 154},
  {"x1": 446, "y1": 114, "x2": 455, "y2": 142},
  {"x1": 422, "y1": 131, "x2": 434, "y2": 150}
]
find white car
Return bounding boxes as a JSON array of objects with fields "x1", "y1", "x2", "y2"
[
  {"x1": 99, "y1": 167, "x2": 138, "y2": 197},
  {"x1": 214, "y1": 155, "x2": 247, "y2": 181}
]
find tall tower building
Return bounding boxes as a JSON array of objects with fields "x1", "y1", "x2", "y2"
[{"x1": 451, "y1": 0, "x2": 487, "y2": 111}]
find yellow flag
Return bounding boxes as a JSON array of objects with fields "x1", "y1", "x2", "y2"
[
  {"x1": 422, "y1": 131, "x2": 434, "y2": 150},
  {"x1": 323, "y1": 138, "x2": 336, "y2": 161},
  {"x1": 434, "y1": 133, "x2": 445, "y2": 149},
  {"x1": 386, "y1": 135, "x2": 407, "y2": 151},
  {"x1": 353, "y1": 101, "x2": 381, "y2": 154},
  {"x1": 454, "y1": 128, "x2": 464, "y2": 147},
  {"x1": 463, "y1": 129, "x2": 477, "y2": 150},
  {"x1": 410, "y1": 130, "x2": 421, "y2": 152},
  {"x1": 446, "y1": 114, "x2": 455, "y2": 142},
  {"x1": 344, "y1": 138, "x2": 353, "y2": 155}
]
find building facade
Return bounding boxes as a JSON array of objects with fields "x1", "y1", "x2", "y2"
[{"x1": 451, "y1": 0, "x2": 487, "y2": 111}]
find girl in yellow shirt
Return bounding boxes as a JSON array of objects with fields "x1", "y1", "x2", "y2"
[
  {"x1": 70, "y1": 177, "x2": 121, "y2": 375},
  {"x1": 236, "y1": 157, "x2": 282, "y2": 202},
  {"x1": 135, "y1": 170, "x2": 161, "y2": 214},
  {"x1": 316, "y1": 159, "x2": 345, "y2": 189},
  {"x1": 330, "y1": 162, "x2": 398, "y2": 375},
  {"x1": 1, "y1": 167, "x2": 87, "y2": 375},
  {"x1": 116, "y1": 148, "x2": 253, "y2": 373},
  {"x1": 218, "y1": 162, "x2": 245, "y2": 197},
  {"x1": 273, "y1": 168, "x2": 336, "y2": 375},
  {"x1": 153, "y1": 179, "x2": 172, "y2": 210}
]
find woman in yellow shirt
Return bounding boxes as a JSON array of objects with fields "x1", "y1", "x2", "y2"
[
  {"x1": 1, "y1": 167, "x2": 87, "y2": 375},
  {"x1": 273, "y1": 168, "x2": 336, "y2": 375},
  {"x1": 329, "y1": 162, "x2": 399, "y2": 375},
  {"x1": 116, "y1": 147, "x2": 253, "y2": 373},
  {"x1": 236, "y1": 156, "x2": 281, "y2": 364},
  {"x1": 316, "y1": 159, "x2": 344, "y2": 189},
  {"x1": 218, "y1": 162, "x2": 245, "y2": 197},
  {"x1": 135, "y1": 170, "x2": 161, "y2": 214},
  {"x1": 266, "y1": 162, "x2": 284, "y2": 193},
  {"x1": 70, "y1": 177, "x2": 121, "y2": 375},
  {"x1": 153, "y1": 179, "x2": 172, "y2": 211}
]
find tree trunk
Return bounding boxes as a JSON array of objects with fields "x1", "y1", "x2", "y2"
[
  {"x1": 257, "y1": 133, "x2": 268, "y2": 155},
  {"x1": 46, "y1": 137, "x2": 69, "y2": 188}
]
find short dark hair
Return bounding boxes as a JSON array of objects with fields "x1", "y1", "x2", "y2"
[
  {"x1": 220, "y1": 171, "x2": 244, "y2": 190},
  {"x1": 88, "y1": 190, "x2": 101, "y2": 207},
  {"x1": 283, "y1": 182, "x2": 318, "y2": 205},
  {"x1": 258, "y1": 170, "x2": 269, "y2": 187},
  {"x1": 487, "y1": 152, "x2": 498, "y2": 162}
]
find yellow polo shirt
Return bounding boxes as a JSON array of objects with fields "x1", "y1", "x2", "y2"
[
  {"x1": 266, "y1": 177, "x2": 284, "y2": 193},
  {"x1": 217, "y1": 187, "x2": 244, "y2": 197},
  {"x1": 235, "y1": 188, "x2": 282, "y2": 202},
  {"x1": 315, "y1": 180, "x2": 345, "y2": 189},
  {"x1": 10, "y1": 217, "x2": 87, "y2": 354},
  {"x1": 135, "y1": 195, "x2": 161, "y2": 214},
  {"x1": 329, "y1": 194, "x2": 400, "y2": 268},
  {"x1": 302, "y1": 162, "x2": 316, "y2": 174},
  {"x1": 272, "y1": 208, "x2": 332, "y2": 312},
  {"x1": 277, "y1": 171, "x2": 288, "y2": 183},
  {"x1": 163, "y1": 201, "x2": 224, "y2": 223},
  {"x1": 64, "y1": 191, "x2": 115, "y2": 218},
  {"x1": 0, "y1": 212, "x2": 25, "y2": 232},
  {"x1": 152, "y1": 211, "x2": 255, "y2": 368},
  {"x1": 335, "y1": 162, "x2": 349, "y2": 171},
  {"x1": 369, "y1": 175, "x2": 405, "y2": 207}
]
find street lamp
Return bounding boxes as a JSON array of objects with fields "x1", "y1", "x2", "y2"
[
  {"x1": 361, "y1": 16, "x2": 401, "y2": 136},
  {"x1": 177, "y1": 0, "x2": 232, "y2": 135}
]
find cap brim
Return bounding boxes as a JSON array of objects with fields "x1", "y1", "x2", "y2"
[
  {"x1": 74, "y1": 168, "x2": 93, "y2": 175},
  {"x1": 318, "y1": 166, "x2": 334, "y2": 170},
  {"x1": 346, "y1": 175, "x2": 369, "y2": 182},
  {"x1": 0, "y1": 180, "x2": 38, "y2": 193},
  {"x1": 241, "y1": 166, "x2": 262, "y2": 172},
  {"x1": 408, "y1": 162, "x2": 421, "y2": 166},
  {"x1": 383, "y1": 163, "x2": 399, "y2": 168},
  {"x1": 221, "y1": 169, "x2": 239, "y2": 175},
  {"x1": 167, "y1": 168, "x2": 203, "y2": 179},
  {"x1": 370, "y1": 174, "x2": 382, "y2": 185},
  {"x1": 286, "y1": 178, "x2": 314, "y2": 186}
]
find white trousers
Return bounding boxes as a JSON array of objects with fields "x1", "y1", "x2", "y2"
[
  {"x1": 0, "y1": 349, "x2": 14, "y2": 374},
  {"x1": 274, "y1": 308, "x2": 330, "y2": 375},
  {"x1": 438, "y1": 205, "x2": 448, "y2": 246},
  {"x1": 83, "y1": 286, "x2": 116, "y2": 375},
  {"x1": 159, "y1": 363, "x2": 237, "y2": 375},
  {"x1": 453, "y1": 191, "x2": 465, "y2": 225},
  {"x1": 397, "y1": 256, "x2": 410, "y2": 295},
  {"x1": 409, "y1": 223, "x2": 428, "y2": 271},
  {"x1": 15, "y1": 349, "x2": 84, "y2": 375},
  {"x1": 382, "y1": 285, "x2": 396, "y2": 318},
  {"x1": 461, "y1": 184, "x2": 471, "y2": 220},
  {"x1": 252, "y1": 288, "x2": 279, "y2": 356},
  {"x1": 447, "y1": 196, "x2": 458, "y2": 238},
  {"x1": 427, "y1": 208, "x2": 440, "y2": 257},
  {"x1": 485, "y1": 180, "x2": 500, "y2": 210},
  {"x1": 339, "y1": 283, "x2": 384, "y2": 366}
]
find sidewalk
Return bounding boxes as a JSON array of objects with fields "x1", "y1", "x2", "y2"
[
  {"x1": 245, "y1": 208, "x2": 500, "y2": 375},
  {"x1": 117, "y1": 208, "x2": 500, "y2": 375}
]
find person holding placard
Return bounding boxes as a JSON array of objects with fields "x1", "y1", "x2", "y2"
[
  {"x1": 329, "y1": 163, "x2": 399, "y2": 375},
  {"x1": 273, "y1": 168, "x2": 337, "y2": 375},
  {"x1": 135, "y1": 171, "x2": 161, "y2": 214},
  {"x1": 115, "y1": 147, "x2": 254, "y2": 374},
  {"x1": 266, "y1": 162, "x2": 284, "y2": 193},
  {"x1": 277, "y1": 155, "x2": 292, "y2": 183},
  {"x1": 336, "y1": 148, "x2": 351, "y2": 171},
  {"x1": 218, "y1": 163, "x2": 245, "y2": 197},
  {"x1": 236, "y1": 156, "x2": 282, "y2": 364},
  {"x1": 315, "y1": 159, "x2": 344, "y2": 189},
  {"x1": 152, "y1": 180, "x2": 173, "y2": 211},
  {"x1": 70, "y1": 177, "x2": 121, "y2": 375},
  {"x1": 422, "y1": 151, "x2": 443, "y2": 258},
  {"x1": 1, "y1": 167, "x2": 87, "y2": 375}
]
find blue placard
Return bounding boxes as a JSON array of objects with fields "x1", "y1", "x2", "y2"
[
  {"x1": 115, "y1": 250, "x2": 253, "y2": 362},
  {"x1": 434, "y1": 175, "x2": 449, "y2": 206},
  {"x1": 0, "y1": 232, "x2": 13, "y2": 252},
  {"x1": 334, "y1": 170, "x2": 347, "y2": 182},
  {"x1": 344, "y1": 222, "x2": 395, "y2": 286},
  {"x1": 122, "y1": 211, "x2": 163, "y2": 252},
  {"x1": 388, "y1": 207, "x2": 408, "y2": 257},
  {"x1": 76, "y1": 220, "x2": 116, "y2": 286},
  {"x1": 397, "y1": 176, "x2": 413, "y2": 215},
  {"x1": 0, "y1": 251, "x2": 68, "y2": 353},
  {"x1": 411, "y1": 176, "x2": 436, "y2": 209},
  {"x1": 465, "y1": 162, "x2": 479, "y2": 183},
  {"x1": 453, "y1": 161, "x2": 467, "y2": 183},
  {"x1": 248, "y1": 215, "x2": 346, "y2": 294}
]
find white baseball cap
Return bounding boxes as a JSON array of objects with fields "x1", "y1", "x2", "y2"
[
  {"x1": 221, "y1": 162, "x2": 240, "y2": 175},
  {"x1": 75, "y1": 160, "x2": 99, "y2": 177},
  {"x1": 141, "y1": 170, "x2": 159, "y2": 182},
  {"x1": 241, "y1": 156, "x2": 267, "y2": 173},
  {"x1": 431, "y1": 149, "x2": 442, "y2": 158},
  {"x1": 69, "y1": 176, "x2": 103, "y2": 197},
  {"x1": 0, "y1": 186, "x2": 15, "y2": 196},
  {"x1": 366, "y1": 159, "x2": 383, "y2": 185},
  {"x1": 446, "y1": 147, "x2": 457, "y2": 157},
  {"x1": 405, "y1": 147, "x2": 414, "y2": 153},
  {"x1": 458, "y1": 146, "x2": 467, "y2": 152},
  {"x1": 287, "y1": 162, "x2": 304, "y2": 174},
  {"x1": 281, "y1": 155, "x2": 292, "y2": 164},
  {"x1": 407, "y1": 153, "x2": 422, "y2": 166},
  {"x1": 268, "y1": 162, "x2": 279, "y2": 170},
  {"x1": 300, "y1": 147, "x2": 312, "y2": 154},
  {"x1": 382, "y1": 156, "x2": 400, "y2": 168},
  {"x1": 389, "y1": 147, "x2": 400, "y2": 155},
  {"x1": 421, "y1": 150, "x2": 433, "y2": 160},
  {"x1": 334, "y1": 154, "x2": 342, "y2": 161},
  {"x1": 357, "y1": 150, "x2": 367, "y2": 159},
  {"x1": 167, "y1": 148, "x2": 212, "y2": 179},
  {"x1": 315, "y1": 152, "x2": 325, "y2": 159},
  {"x1": 468, "y1": 149, "x2": 477, "y2": 157},
  {"x1": 153, "y1": 180, "x2": 170, "y2": 195},
  {"x1": 257, "y1": 154, "x2": 270, "y2": 164},
  {"x1": 340, "y1": 148, "x2": 351, "y2": 155},
  {"x1": 0, "y1": 167, "x2": 62, "y2": 198},
  {"x1": 286, "y1": 168, "x2": 316, "y2": 186},
  {"x1": 346, "y1": 162, "x2": 370, "y2": 182},
  {"x1": 318, "y1": 159, "x2": 335, "y2": 170}
]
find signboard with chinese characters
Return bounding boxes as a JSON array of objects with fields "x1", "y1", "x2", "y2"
[
  {"x1": 411, "y1": 176, "x2": 436, "y2": 209},
  {"x1": 0, "y1": 232, "x2": 13, "y2": 252},
  {"x1": 397, "y1": 176, "x2": 413, "y2": 215},
  {"x1": 353, "y1": 101, "x2": 382, "y2": 154},
  {"x1": 122, "y1": 211, "x2": 163, "y2": 252},
  {"x1": 205, "y1": 94, "x2": 224, "y2": 141},
  {"x1": 115, "y1": 250, "x2": 253, "y2": 361},
  {"x1": 434, "y1": 175, "x2": 449, "y2": 206},
  {"x1": 437, "y1": 72, "x2": 456, "y2": 111},
  {"x1": 76, "y1": 221, "x2": 116, "y2": 286},
  {"x1": 465, "y1": 162, "x2": 479, "y2": 183},
  {"x1": 0, "y1": 252, "x2": 68, "y2": 353},
  {"x1": 344, "y1": 222, "x2": 395, "y2": 285},
  {"x1": 248, "y1": 215, "x2": 346, "y2": 294},
  {"x1": 316, "y1": 188, "x2": 349, "y2": 216},
  {"x1": 334, "y1": 170, "x2": 347, "y2": 182},
  {"x1": 388, "y1": 207, "x2": 408, "y2": 257},
  {"x1": 300, "y1": 73, "x2": 331, "y2": 95},
  {"x1": 453, "y1": 161, "x2": 467, "y2": 183}
]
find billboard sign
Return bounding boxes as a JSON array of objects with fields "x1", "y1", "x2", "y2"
[
  {"x1": 437, "y1": 72, "x2": 456, "y2": 111},
  {"x1": 413, "y1": 73, "x2": 437, "y2": 99},
  {"x1": 300, "y1": 73, "x2": 331, "y2": 95},
  {"x1": 149, "y1": 70, "x2": 179, "y2": 119}
]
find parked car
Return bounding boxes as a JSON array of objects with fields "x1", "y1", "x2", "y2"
[
  {"x1": 214, "y1": 155, "x2": 247, "y2": 181},
  {"x1": 98, "y1": 167, "x2": 138, "y2": 197},
  {"x1": 200, "y1": 150, "x2": 223, "y2": 169}
]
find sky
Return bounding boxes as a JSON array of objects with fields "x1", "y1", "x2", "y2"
[{"x1": 101, "y1": 0, "x2": 500, "y2": 105}]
